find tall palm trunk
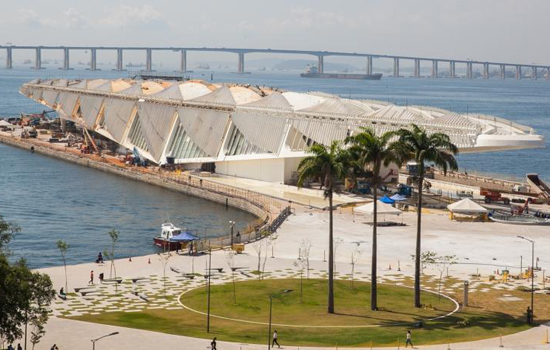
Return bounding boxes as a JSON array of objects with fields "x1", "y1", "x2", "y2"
[
  {"x1": 328, "y1": 188, "x2": 335, "y2": 314},
  {"x1": 414, "y1": 174, "x2": 424, "y2": 308},
  {"x1": 371, "y1": 185, "x2": 378, "y2": 310}
]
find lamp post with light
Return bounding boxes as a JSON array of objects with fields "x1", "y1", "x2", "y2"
[
  {"x1": 229, "y1": 220, "x2": 235, "y2": 247},
  {"x1": 268, "y1": 289, "x2": 293, "y2": 350},
  {"x1": 518, "y1": 235, "x2": 535, "y2": 323},
  {"x1": 91, "y1": 332, "x2": 119, "y2": 350}
]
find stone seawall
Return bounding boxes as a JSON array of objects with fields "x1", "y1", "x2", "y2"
[{"x1": 0, "y1": 134, "x2": 270, "y2": 237}]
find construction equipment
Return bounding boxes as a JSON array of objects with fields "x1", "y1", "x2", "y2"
[
  {"x1": 132, "y1": 147, "x2": 148, "y2": 167},
  {"x1": 480, "y1": 188, "x2": 510, "y2": 205},
  {"x1": 398, "y1": 184, "x2": 413, "y2": 197},
  {"x1": 526, "y1": 173, "x2": 550, "y2": 199},
  {"x1": 82, "y1": 128, "x2": 101, "y2": 156}
]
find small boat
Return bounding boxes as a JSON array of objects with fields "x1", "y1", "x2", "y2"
[
  {"x1": 489, "y1": 214, "x2": 550, "y2": 225},
  {"x1": 153, "y1": 223, "x2": 199, "y2": 251}
]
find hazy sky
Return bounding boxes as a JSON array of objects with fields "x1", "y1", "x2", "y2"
[{"x1": 1, "y1": 0, "x2": 549, "y2": 65}]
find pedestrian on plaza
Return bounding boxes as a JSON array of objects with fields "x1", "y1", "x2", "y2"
[
  {"x1": 17, "y1": 343, "x2": 22, "y2": 350},
  {"x1": 99, "y1": 272, "x2": 104, "y2": 283},
  {"x1": 272, "y1": 330, "x2": 280, "y2": 348},
  {"x1": 210, "y1": 337, "x2": 217, "y2": 350},
  {"x1": 405, "y1": 330, "x2": 414, "y2": 348},
  {"x1": 7, "y1": 344, "x2": 14, "y2": 350},
  {"x1": 89, "y1": 270, "x2": 94, "y2": 284}
]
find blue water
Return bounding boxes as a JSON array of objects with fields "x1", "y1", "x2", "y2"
[{"x1": 1, "y1": 67, "x2": 549, "y2": 267}]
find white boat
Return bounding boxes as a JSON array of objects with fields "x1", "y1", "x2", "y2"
[{"x1": 489, "y1": 214, "x2": 550, "y2": 225}]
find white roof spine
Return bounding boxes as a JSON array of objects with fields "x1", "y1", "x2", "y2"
[
  {"x1": 58, "y1": 93, "x2": 79, "y2": 118},
  {"x1": 102, "y1": 99, "x2": 135, "y2": 142},
  {"x1": 79, "y1": 95, "x2": 104, "y2": 128},
  {"x1": 137, "y1": 102, "x2": 177, "y2": 161},
  {"x1": 176, "y1": 107, "x2": 229, "y2": 157},
  {"x1": 231, "y1": 112, "x2": 287, "y2": 154}
]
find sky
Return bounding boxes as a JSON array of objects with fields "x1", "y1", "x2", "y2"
[{"x1": 1, "y1": 0, "x2": 549, "y2": 66}]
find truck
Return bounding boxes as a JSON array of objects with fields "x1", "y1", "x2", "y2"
[{"x1": 480, "y1": 188, "x2": 510, "y2": 205}]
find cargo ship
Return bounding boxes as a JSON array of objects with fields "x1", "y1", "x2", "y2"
[{"x1": 300, "y1": 65, "x2": 382, "y2": 80}]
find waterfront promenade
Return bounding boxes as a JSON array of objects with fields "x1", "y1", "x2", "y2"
[{"x1": 34, "y1": 206, "x2": 550, "y2": 349}]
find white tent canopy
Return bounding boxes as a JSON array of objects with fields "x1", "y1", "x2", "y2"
[
  {"x1": 447, "y1": 198, "x2": 488, "y2": 214},
  {"x1": 355, "y1": 201, "x2": 402, "y2": 215},
  {"x1": 0, "y1": 120, "x2": 12, "y2": 127}
]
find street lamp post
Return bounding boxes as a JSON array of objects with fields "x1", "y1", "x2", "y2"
[
  {"x1": 91, "y1": 332, "x2": 119, "y2": 350},
  {"x1": 518, "y1": 235, "x2": 535, "y2": 323},
  {"x1": 229, "y1": 221, "x2": 235, "y2": 247},
  {"x1": 207, "y1": 245, "x2": 212, "y2": 333},
  {"x1": 267, "y1": 289, "x2": 293, "y2": 350}
]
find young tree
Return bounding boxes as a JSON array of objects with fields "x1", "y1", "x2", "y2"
[
  {"x1": 30, "y1": 312, "x2": 47, "y2": 350},
  {"x1": 347, "y1": 128, "x2": 401, "y2": 310},
  {"x1": 412, "y1": 252, "x2": 457, "y2": 301},
  {"x1": 56, "y1": 240, "x2": 69, "y2": 295},
  {"x1": 252, "y1": 239, "x2": 264, "y2": 280},
  {"x1": 350, "y1": 246, "x2": 363, "y2": 289},
  {"x1": 158, "y1": 250, "x2": 172, "y2": 298},
  {"x1": 394, "y1": 125, "x2": 458, "y2": 307},
  {"x1": 105, "y1": 229, "x2": 119, "y2": 279},
  {"x1": 224, "y1": 249, "x2": 237, "y2": 304},
  {"x1": 293, "y1": 258, "x2": 307, "y2": 303},
  {"x1": 297, "y1": 141, "x2": 350, "y2": 314},
  {"x1": 300, "y1": 238, "x2": 312, "y2": 279}
]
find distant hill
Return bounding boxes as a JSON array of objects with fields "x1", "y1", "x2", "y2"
[{"x1": 273, "y1": 59, "x2": 359, "y2": 72}]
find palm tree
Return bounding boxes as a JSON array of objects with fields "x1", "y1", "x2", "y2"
[
  {"x1": 297, "y1": 141, "x2": 350, "y2": 314},
  {"x1": 393, "y1": 124, "x2": 458, "y2": 308},
  {"x1": 56, "y1": 240, "x2": 69, "y2": 294},
  {"x1": 347, "y1": 128, "x2": 401, "y2": 311}
]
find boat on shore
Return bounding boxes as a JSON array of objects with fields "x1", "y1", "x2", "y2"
[
  {"x1": 300, "y1": 65, "x2": 382, "y2": 80},
  {"x1": 489, "y1": 214, "x2": 550, "y2": 225},
  {"x1": 153, "y1": 223, "x2": 199, "y2": 251}
]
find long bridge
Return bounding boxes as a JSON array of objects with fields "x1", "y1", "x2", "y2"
[{"x1": 1, "y1": 45, "x2": 548, "y2": 80}]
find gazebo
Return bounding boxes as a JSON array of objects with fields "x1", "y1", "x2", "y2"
[
  {"x1": 447, "y1": 198, "x2": 488, "y2": 221},
  {"x1": 354, "y1": 200, "x2": 403, "y2": 225}
]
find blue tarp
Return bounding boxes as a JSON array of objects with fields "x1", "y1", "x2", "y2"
[
  {"x1": 170, "y1": 231, "x2": 199, "y2": 242},
  {"x1": 390, "y1": 194, "x2": 407, "y2": 201},
  {"x1": 380, "y1": 195, "x2": 395, "y2": 204}
]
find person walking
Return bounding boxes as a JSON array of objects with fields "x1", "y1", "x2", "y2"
[
  {"x1": 272, "y1": 330, "x2": 280, "y2": 348},
  {"x1": 89, "y1": 270, "x2": 94, "y2": 285},
  {"x1": 210, "y1": 337, "x2": 217, "y2": 350},
  {"x1": 17, "y1": 343, "x2": 22, "y2": 350},
  {"x1": 405, "y1": 330, "x2": 414, "y2": 348}
]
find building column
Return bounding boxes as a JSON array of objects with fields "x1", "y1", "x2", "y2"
[
  {"x1": 393, "y1": 58, "x2": 399, "y2": 77},
  {"x1": 366, "y1": 56, "x2": 373, "y2": 75},
  {"x1": 145, "y1": 49, "x2": 152, "y2": 71},
  {"x1": 116, "y1": 49, "x2": 123, "y2": 71},
  {"x1": 500, "y1": 64, "x2": 506, "y2": 79},
  {"x1": 516, "y1": 65, "x2": 521, "y2": 79},
  {"x1": 90, "y1": 49, "x2": 97, "y2": 70},
  {"x1": 483, "y1": 63, "x2": 489, "y2": 79},
  {"x1": 431, "y1": 60, "x2": 438, "y2": 78},
  {"x1": 414, "y1": 59, "x2": 420, "y2": 78},
  {"x1": 34, "y1": 48, "x2": 42, "y2": 70},
  {"x1": 62, "y1": 48, "x2": 70, "y2": 70},
  {"x1": 532, "y1": 67, "x2": 537, "y2": 80},
  {"x1": 6, "y1": 47, "x2": 12, "y2": 69},
  {"x1": 317, "y1": 55, "x2": 324, "y2": 74},
  {"x1": 179, "y1": 50, "x2": 187, "y2": 72},
  {"x1": 466, "y1": 62, "x2": 473, "y2": 79}
]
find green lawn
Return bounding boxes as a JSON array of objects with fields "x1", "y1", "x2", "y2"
[{"x1": 73, "y1": 279, "x2": 531, "y2": 347}]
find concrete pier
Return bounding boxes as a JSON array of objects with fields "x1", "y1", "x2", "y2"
[
  {"x1": 431, "y1": 60, "x2": 438, "y2": 78},
  {"x1": 145, "y1": 48, "x2": 152, "y2": 72},
  {"x1": 516, "y1": 65, "x2": 522, "y2": 79},
  {"x1": 466, "y1": 62, "x2": 473, "y2": 79},
  {"x1": 317, "y1": 55, "x2": 324, "y2": 74},
  {"x1": 5, "y1": 47, "x2": 12, "y2": 69},
  {"x1": 414, "y1": 58, "x2": 420, "y2": 78},
  {"x1": 237, "y1": 53, "x2": 245, "y2": 73},
  {"x1": 179, "y1": 50, "x2": 187, "y2": 72},
  {"x1": 393, "y1": 57, "x2": 399, "y2": 77},
  {"x1": 116, "y1": 49, "x2": 123, "y2": 71},
  {"x1": 89, "y1": 49, "x2": 97, "y2": 71},
  {"x1": 500, "y1": 64, "x2": 506, "y2": 79},
  {"x1": 449, "y1": 61, "x2": 455, "y2": 78},
  {"x1": 483, "y1": 63, "x2": 489, "y2": 79},
  {"x1": 532, "y1": 66, "x2": 537, "y2": 80},
  {"x1": 34, "y1": 48, "x2": 42, "y2": 70},
  {"x1": 547, "y1": 68, "x2": 550, "y2": 80},
  {"x1": 62, "y1": 48, "x2": 70, "y2": 70},
  {"x1": 366, "y1": 56, "x2": 373, "y2": 75}
]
